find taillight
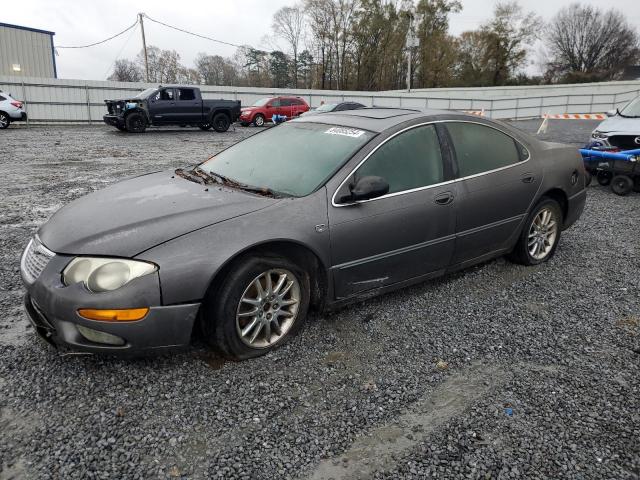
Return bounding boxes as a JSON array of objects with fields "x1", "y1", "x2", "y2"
[{"x1": 10, "y1": 101, "x2": 22, "y2": 108}]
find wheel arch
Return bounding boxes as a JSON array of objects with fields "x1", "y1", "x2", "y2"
[
  {"x1": 204, "y1": 239, "x2": 329, "y2": 312},
  {"x1": 540, "y1": 188, "x2": 568, "y2": 223},
  {"x1": 209, "y1": 108, "x2": 231, "y2": 122}
]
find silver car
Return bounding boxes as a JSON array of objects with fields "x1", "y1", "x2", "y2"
[
  {"x1": 21, "y1": 109, "x2": 587, "y2": 359},
  {"x1": 591, "y1": 96, "x2": 640, "y2": 149},
  {"x1": 0, "y1": 90, "x2": 27, "y2": 129}
]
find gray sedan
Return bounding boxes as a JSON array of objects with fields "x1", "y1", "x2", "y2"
[{"x1": 21, "y1": 108, "x2": 587, "y2": 359}]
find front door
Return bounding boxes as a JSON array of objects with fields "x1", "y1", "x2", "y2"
[
  {"x1": 328, "y1": 124, "x2": 457, "y2": 299},
  {"x1": 444, "y1": 121, "x2": 542, "y2": 265},
  {"x1": 147, "y1": 88, "x2": 176, "y2": 124}
]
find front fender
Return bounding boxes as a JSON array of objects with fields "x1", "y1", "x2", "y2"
[{"x1": 136, "y1": 188, "x2": 330, "y2": 305}]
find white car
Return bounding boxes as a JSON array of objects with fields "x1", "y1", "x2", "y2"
[
  {"x1": 0, "y1": 90, "x2": 27, "y2": 129},
  {"x1": 591, "y1": 96, "x2": 640, "y2": 150}
]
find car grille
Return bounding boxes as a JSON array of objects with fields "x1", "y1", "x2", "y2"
[
  {"x1": 608, "y1": 135, "x2": 640, "y2": 150},
  {"x1": 21, "y1": 236, "x2": 55, "y2": 284}
]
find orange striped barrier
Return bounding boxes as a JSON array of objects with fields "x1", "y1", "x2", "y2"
[{"x1": 542, "y1": 113, "x2": 606, "y2": 120}]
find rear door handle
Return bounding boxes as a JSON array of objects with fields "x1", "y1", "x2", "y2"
[
  {"x1": 434, "y1": 191, "x2": 454, "y2": 205},
  {"x1": 521, "y1": 173, "x2": 535, "y2": 183}
]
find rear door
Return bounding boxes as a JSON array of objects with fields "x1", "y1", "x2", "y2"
[
  {"x1": 266, "y1": 98, "x2": 281, "y2": 121},
  {"x1": 175, "y1": 88, "x2": 202, "y2": 123},
  {"x1": 444, "y1": 121, "x2": 541, "y2": 265},
  {"x1": 328, "y1": 123, "x2": 458, "y2": 299},
  {"x1": 147, "y1": 88, "x2": 176, "y2": 124}
]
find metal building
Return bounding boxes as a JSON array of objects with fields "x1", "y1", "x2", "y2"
[{"x1": 0, "y1": 22, "x2": 56, "y2": 78}]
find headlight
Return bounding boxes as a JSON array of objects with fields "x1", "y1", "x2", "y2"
[
  {"x1": 592, "y1": 130, "x2": 608, "y2": 139},
  {"x1": 63, "y1": 257, "x2": 157, "y2": 292}
]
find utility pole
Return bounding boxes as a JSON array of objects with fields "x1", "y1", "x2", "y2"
[
  {"x1": 138, "y1": 13, "x2": 149, "y2": 83},
  {"x1": 405, "y1": 12, "x2": 417, "y2": 93}
]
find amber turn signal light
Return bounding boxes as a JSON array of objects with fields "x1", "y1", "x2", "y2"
[{"x1": 77, "y1": 308, "x2": 149, "y2": 322}]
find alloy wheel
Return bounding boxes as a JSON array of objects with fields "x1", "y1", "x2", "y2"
[
  {"x1": 527, "y1": 207, "x2": 558, "y2": 260},
  {"x1": 235, "y1": 269, "x2": 300, "y2": 348},
  {"x1": 0, "y1": 114, "x2": 8, "y2": 128},
  {"x1": 254, "y1": 115, "x2": 265, "y2": 127}
]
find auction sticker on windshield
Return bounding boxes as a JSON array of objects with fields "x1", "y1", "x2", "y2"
[{"x1": 325, "y1": 127, "x2": 366, "y2": 138}]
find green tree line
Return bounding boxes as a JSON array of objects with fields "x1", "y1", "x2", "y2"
[{"x1": 109, "y1": 1, "x2": 639, "y2": 90}]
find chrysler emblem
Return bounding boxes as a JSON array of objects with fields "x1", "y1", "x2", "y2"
[{"x1": 635, "y1": 136, "x2": 640, "y2": 145}]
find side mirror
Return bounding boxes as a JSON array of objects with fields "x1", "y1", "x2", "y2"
[
  {"x1": 347, "y1": 176, "x2": 389, "y2": 202},
  {"x1": 606, "y1": 109, "x2": 618, "y2": 117}
]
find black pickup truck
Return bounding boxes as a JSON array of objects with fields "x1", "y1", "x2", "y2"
[{"x1": 103, "y1": 85, "x2": 241, "y2": 133}]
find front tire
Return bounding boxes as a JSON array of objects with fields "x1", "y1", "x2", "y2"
[
  {"x1": 211, "y1": 113, "x2": 231, "y2": 132},
  {"x1": 610, "y1": 175, "x2": 633, "y2": 196},
  {"x1": 0, "y1": 112, "x2": 10, "y2": 129},
  {"x1": 508, "y1": 197, "x2": 563, "y2": 266},
  {"x1": 201, "y1": 255, "x2": 310, "y2": 360},
  {"x1": 253, "y1": 114, "x2": 265, "y2": 127},
  {"x1": 125, "y1": 113, "x2": 146, "y2": 133}
]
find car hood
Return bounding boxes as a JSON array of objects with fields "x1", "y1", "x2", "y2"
[
  {"x1": 38, "y1": 171, "x2": 278, "y2": 257},
  {"x1": 595, "y1": 115, "x2": 640, "y2": 134}
]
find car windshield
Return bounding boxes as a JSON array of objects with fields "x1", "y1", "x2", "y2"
[
  {"x1": 134, "y1": 88, "x2": 158, "y2": 99},
  {"x1": 252, "y1": 98, "x2": 271, "y2": 107},
  {"x1": 199, "y1": 123, "x2": 375, "y2": 197},
  {"x1": 620, "y1": 97, "x2": 640, "y2": 117},
  {"x1": 316, "y1": 103, "x2": 337, "y2": 112}
]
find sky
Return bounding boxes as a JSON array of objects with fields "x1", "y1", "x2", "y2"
[{"x1": 3, "y1": 0, "x2": 640, "y2": 80}]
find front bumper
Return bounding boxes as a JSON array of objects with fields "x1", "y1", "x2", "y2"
[
  {"x1": 103, "y1": 114, "x2": 125, "y2": 128},
  {"x1": 22, "y1": 251, "x2": 200, "y2": 355}
]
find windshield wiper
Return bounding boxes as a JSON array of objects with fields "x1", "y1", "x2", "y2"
[{"x1": 193, "y1": 167, "x2": 286, "y2": 198}]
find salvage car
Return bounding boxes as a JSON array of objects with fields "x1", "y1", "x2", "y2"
[
  {"x1": 103, "y1": 85, "x2": 241, "y2": 133},
  {"x1": 0, "y1": 90, "x2": 27, "y2": 129},
  {"x1": 301, "y1": 101, "x2": 366, "y2": 116},
  {"x1": 21, "y1": 108, "x2": 587, "y2": 359},
  {"x1": 590, "y1": 95, "x2": 640, "y2": 149},
  {"x1": 239, "y1": 96, "x2": 309, "y2": 126}
]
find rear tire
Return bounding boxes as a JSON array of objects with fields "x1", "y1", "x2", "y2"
[
  {"x1": 507, "y1": 197, "x2": 563, "y2": 266},
  {"x1": 253, "y1": 114, "x2": 265, "y2": 127},
  {"x1": 125, "y1": 113, "x2": 146, "y2": 133},
  {"x1": 610, "y1": 175, "x2": 633, "y2": 196},
  {"x1": 0, "y1": 112, "x2": 10, "y2": 129},
  {"x1": 212, "y1": 113, "x2": 231, "y2": 132},
  {"x1": 201, "y1": 255, "x2": 310, "y2": 360}
]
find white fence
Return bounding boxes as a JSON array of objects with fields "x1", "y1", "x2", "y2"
[{"x1": 1, "y1": 74, "x2": 639, "y2": 123}]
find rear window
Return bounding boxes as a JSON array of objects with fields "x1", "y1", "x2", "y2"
[
  {"x1": 178, "y1": 89, "x2": 195, "y2": 101},
  {"x1": 446, "y1": 122, "x2": 522, "y2": 177}
]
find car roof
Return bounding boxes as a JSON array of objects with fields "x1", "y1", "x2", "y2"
[{"x1": 292, "y1": 107, "x2": 478, "y2": 132}]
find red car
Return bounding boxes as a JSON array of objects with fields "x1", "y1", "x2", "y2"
[{"x1": 239, "y1": 96, "x2": 310, "y2": 127}]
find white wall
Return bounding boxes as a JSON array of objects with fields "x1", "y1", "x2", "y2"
[{"x1": 1, "y1": 74, "x2": 639, "y2": 123}]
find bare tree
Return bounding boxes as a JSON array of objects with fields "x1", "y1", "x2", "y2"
[
  {"x1": 136, "y1": 46, "x2": 184, "y2": 83},
  {"x1": 272, "y1": 5, "x2": 305, "y2": 87},
  {"x1": 546, "y1": 3, "x2": 639, "y2": 82},
  {"x1": 108, "y1": 59, "x2": 142, "y2": 82}
]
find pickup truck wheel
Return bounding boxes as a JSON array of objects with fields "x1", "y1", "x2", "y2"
[
  {"x1": 0, "y1": 112, "x2": 10, "y2": 129},
  {"x1": 125, "y1": 113, "x2": 146, "y2": 133},
  {"x1": 198, "y1": 123, "x2": 212, "y2": 131},
  {"x1": 253, "y1": 114, "x2": 265, "y2": 127},
  {"x1": 212, "y1": 113, "x2": 231, "y2": 132}
]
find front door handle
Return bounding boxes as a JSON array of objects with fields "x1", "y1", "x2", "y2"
[
  {"x1": 521, "y1": 173, "x2": 535, "y2": 183},
  {"x1": 434, "y1": 191, "x2": 454, "y2": 205}
]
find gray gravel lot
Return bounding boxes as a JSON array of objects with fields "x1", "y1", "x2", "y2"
[{"x1": 0, "y1": 120, "x2": 638, "y2": 479}]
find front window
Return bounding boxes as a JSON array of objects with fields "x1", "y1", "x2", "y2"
[
  {"x1": 252, "y1": 98, "x2": 271, "y2": 107},
  {"x1": 355, "y1": 125, "x2": 444, "y2": 194},
  {"x1": 620, "y1": 96, "x2": 640, "y2": 117},
  {"x1": 199, "y1": 123, "x2": 375, "y2": 197}
]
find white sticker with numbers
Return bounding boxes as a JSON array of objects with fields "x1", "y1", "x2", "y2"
[{"x1": 324, "y1": 127, "x2": 366, "y2": 138}]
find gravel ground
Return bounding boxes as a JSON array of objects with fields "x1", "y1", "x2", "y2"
[{"x1": 0, "y1": 120, "x2": 638, "y2": 480}]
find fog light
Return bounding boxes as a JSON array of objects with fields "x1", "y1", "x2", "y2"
[
  {"x1": 77, "y1": 325, "x2": 126, "y2": 346},
  {"x1": 78, "y1": 308, "x2": 149, "y2": 322}
]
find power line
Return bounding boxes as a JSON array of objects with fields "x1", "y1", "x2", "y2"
[
  {"x1": 103, "y1": 22, "x2": 139, "y2": 79},
  {"x1": 56, "y1": 20, "x2": 138, "y2": 49},
  {"x1": 142, "y1": 13, "x2": 268, "y2": 54}
]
